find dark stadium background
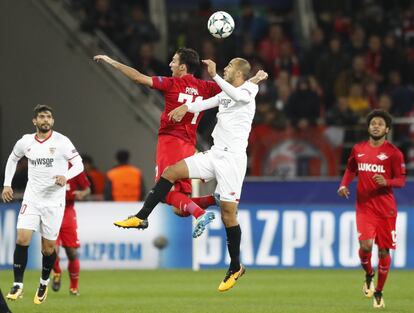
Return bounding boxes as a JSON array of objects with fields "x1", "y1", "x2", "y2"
[{"x1": 0, "y1": 1, "x2": 413, "y2": 312}]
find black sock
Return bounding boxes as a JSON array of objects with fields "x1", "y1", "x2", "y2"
[
  {"x1": 13, "y1": 244, "x2": 28, "y2": 283},
  {"x1": 136, "y1": 177, "x2": 173, "y2": 220},
  {"x1": 41, "y1": 251, "x2": 57, "y2": 281},
  {"x1": 225, "y1": 225, "x2": 241, "y2": 271}
]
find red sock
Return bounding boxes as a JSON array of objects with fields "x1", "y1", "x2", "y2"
[
  {"x1": 165, "y1": 191, "x2": 205, "y2": 218},
  {"x1": 53, "y1": 255, "x2": 61, "y2": 274},
  {"x1": 376, "y1": 254, "x2": 391, "y2": 292},
  {"x1": 191, "y1": 195, "x2": 216, "y2": 208},
  {"x1": 68, "y1": 258, "x2": 80, "y2": 289},
  {"x1": 358, "y1": 249, "x2": 373, "y2": 275}
]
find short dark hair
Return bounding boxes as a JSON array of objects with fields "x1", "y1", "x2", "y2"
[
  {"x1": 33, "y1": 104, "x2": 53, "y2": 118},
  {"x1": 81, "y1": 154, "x2": 93, "y2": 164},
  {"x1": 116, "y1": 149, "x2": 130, "y2": 164},
  {"x1": 366, "y1": 109, "x2": 392, "y2": 128},
  {"x1": 176, "y1": 48, "x2": 200, "y2": 74}
]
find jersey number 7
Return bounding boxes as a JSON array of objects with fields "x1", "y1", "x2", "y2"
[{"x1": 178, "y1": 93, "x2": 203, "y2": 124}]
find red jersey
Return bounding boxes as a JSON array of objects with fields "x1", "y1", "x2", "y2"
[
  {"x1": 340, "y1": 140, "x2": 406, "y2": 217},
  {"x1": 152, "y1": 74, "x2": 221, "y2": 145},
  {"x1": 65, "y1": 172, "x2": 90, "y2": 208}
]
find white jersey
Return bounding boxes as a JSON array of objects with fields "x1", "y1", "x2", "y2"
[
  {"x1": 212, "y1": 81, "x2": 258, "y2": 153},
  {"x1": 10, "y1": 131, "x2": 79, "y2": 205}
]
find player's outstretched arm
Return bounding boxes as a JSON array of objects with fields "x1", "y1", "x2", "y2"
[
  {"x1": 168, "y1": 95, "x2": 220, "y2": 122},
  {"x1": 168, "y1": 104, "x2": 189, "y2": 122},
  {"x1": 249, "y1": 70, "x2": 269, "y2": 84},
  {"x1": 93, "y1": 55, "x2": 153, "y2": 87}
]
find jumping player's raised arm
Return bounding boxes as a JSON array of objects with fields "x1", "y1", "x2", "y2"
[
  {"x1": 202, "y1": 59, "x2": 267, "y2": 104},
  {"x1": 167, "y1": 95, "x2": 219, "y2": 122},
  {"x1": 93, "y1": 55, "x2": 153, "y2": 87}
]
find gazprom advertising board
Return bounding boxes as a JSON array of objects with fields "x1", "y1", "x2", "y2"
[{"x1": 1, "y1": 181, "x2": 413, "y2": 269}]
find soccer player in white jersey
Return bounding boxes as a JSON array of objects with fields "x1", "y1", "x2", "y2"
[
  {"x1": 114, "y1": 58, "x2": 267, "y2": 292},
  {"x1": 1, "y1": 105, "x2": 84, "y2": 305}
]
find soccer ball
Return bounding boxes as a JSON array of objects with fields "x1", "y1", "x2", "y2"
[{"x1": 207, "y1": 11, "x2": 235, "y2": 39}]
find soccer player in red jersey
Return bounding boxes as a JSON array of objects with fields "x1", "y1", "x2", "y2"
[
  {"x1": 337, "y1": 109, "x2": 406, "y2": 308},
  {"x1": 94, "y1": 48, "x2": 222, "y2": 222},
  {"x1": 52, "y1": 171, "x2": 90, "y2": 296}
]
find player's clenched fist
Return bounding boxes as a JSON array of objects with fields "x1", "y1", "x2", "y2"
[
  {"x1": 1, "y1": 186, "x2": 13, "y2": 202},
  {"x1": 93, "y1": 55, "x2": 116, "y2": 66},
  {"x1": 373, "y1": 174, "x2": 387, "y2": 187},
  {"x1": 202, "y1": 59, "x2": 217, "y2": 77},
  {"x1": 54, "y1": 175, "x2": 67, "y2": 187}
]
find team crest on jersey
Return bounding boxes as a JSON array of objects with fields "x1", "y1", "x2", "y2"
[
  {"x1": 219, "y1": 98, "x2": 232, "y2": 108},
  {"x1": 377, "y1": 153, "x2": 388, "y2": 161},
  {"x1": 49, "y1": 147, "x2": 56, "y2": 154}
]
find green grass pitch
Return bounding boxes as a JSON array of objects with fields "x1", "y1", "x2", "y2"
[{"x1": 0, "y1": 269, "x2": 413, "y2": 313}]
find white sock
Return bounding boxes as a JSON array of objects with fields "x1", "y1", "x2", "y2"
[
  {"x1": 13, "y1": 282, "x2": 23, "y2": 289},
  {"x1": 40, "y1": 278, "x2": 50, "y2": 286}
]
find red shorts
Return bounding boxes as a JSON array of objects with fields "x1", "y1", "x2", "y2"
[
  {"x1": 56, "y1": 206, "x2": 80, "y2": 248},
  {"x1": 356, "y1": 212, "x2": 397, "y2": 249},
  {"x1": 156, "y1": 135, "x2": 195, "y2": 194}
]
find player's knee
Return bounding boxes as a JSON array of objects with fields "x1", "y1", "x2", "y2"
[
  {"x1": 162, "y1": 166, "x2": 178, "y2": 182},
  {"x1": 360, "y1": 243, "x2": 373, "y2": 253},
  {"x1": 378, "y1": 249, "x2": 390, "y2": 258},
  {"x1": 16, "y1": 236, "x2": 30, "y2": 246},
  {"x1": 163, "y1": 162, "x2": 187, "y2": 182},
  {"x1": 221, "y1": 211, "x2": 237, "y2": 227},
  {"x1": 42, "y1": 246, "x2": 55, "y2": 256},
  {"x1": 66, "y1": 248, "x2": 78, "y2": 260}
]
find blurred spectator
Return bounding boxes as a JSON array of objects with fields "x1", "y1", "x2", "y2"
[
  {"x1": 258, "y1": 23, "x2": 289, "y2": 75},
  {"x1": 82, "y1": 154, "x2": 106, "y2": 200},
  {"x1": 284, "y1": 77, "x2": 321, "y2": 130},
  {"x1": 335, "y1": 55, "x2": 369, "y2": 98},
  {"x1": 382, "y1": 33, "x2": 406, "y2": 80},
  {"x1": 301, "y1": 27, "x2": 325, "y2": 75},
  {"x1": 235, "y1": 0, "x2": 268, "y2": 44},
  {"x1": 347, "y1": 83, "x2": 370, "y2": 116},
  {"x1": 346, "y1": 25, "x2": 366, "y2": 57},
  {"x1": 273, "y1": 41, "x2": 300, "y2": 83},
  {"x1": 133, "y1": 42, "x2": 169, "y2": 77},
  {"x1": 274, "y1": 82, "x2": 291, "y2": 111},
  {"x1": 199, "y1": 39, "x2": 224, "y2": 80},
  {"x1": 402, "y1": 3, "x2": 414, "y2": 46},
  {"x1": 315, "y1": 35, "x2": 349, "y2": 108},
  {"x1": 356, "y1": 0, "x2": 386, "y2": 35},
  {"x1": 365, "y1": 79, "x2": 379, "y2": 108},
  {"x1": 386, "y1": 70, "x2": 414, "y2": 117},
  {"x1": 105, "y1": 150, "x2": 145, "y2": 201},
  {"x1": 332, "y1": 10, "x2": 352, "y2": 40},
  {"x1": 326, "y1": 96, "x2": 359, "y2": 129},
  {"x1": 325, "y1": 96, "x2": 359, "y2": 166},
  {"x1": 81, "y1": 0, "x2": 118, "y2": 39},
  {"x1": 377, "y1": 93, "x2": 392, "y2": 112},
  {"x1": 240, "y1": 39, "x2": 267, "y2": 74},
  {"x1": 364, "y1": 34, "x2": 384, "y2": 83},
  {"x1": 120, "y1": 4, "x2": 160, "y2": 58}
]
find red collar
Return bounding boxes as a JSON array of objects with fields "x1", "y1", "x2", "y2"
[{"x1": 35, "y1": 131, "x2": 53, "y2": 143}]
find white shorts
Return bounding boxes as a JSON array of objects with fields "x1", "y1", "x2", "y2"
[
  {"x1": 17, "y1": 200, "x2": 65, "y2": 240},
  {"x1": 184, "y1": 147, "x2": 247, "y2": 202}
]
